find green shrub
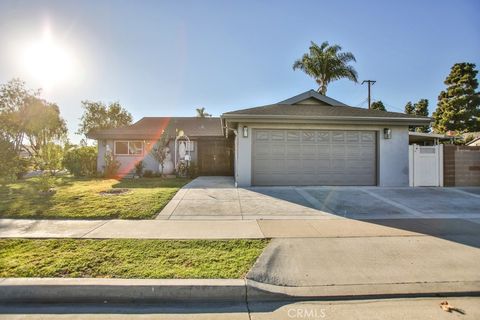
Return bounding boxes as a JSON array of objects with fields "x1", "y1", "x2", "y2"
[
  {"x1": 0, "y1": 138, "x2": 20, "y2": 184},
  {"x1": 103, "y1": 152, "x2": 120, "y2": 178},
  {"x1": 34, "y1": 174, "x2": 57, "y2": 193},
  {"x1": 134, "y1": 161, "x2": 144, "y2": 177},
  {"x1": 16, "y1": 157, "x2": 32, "y2": 179},
  {"x1": 188, "y1": 161, "x2": 199, "y2": 178},
  {"x1": 143, "y1": 170, "x2": 154, "y2": 178},
  {"x1": 63, "y1": 146, "x2": 97, "y2": 177}
]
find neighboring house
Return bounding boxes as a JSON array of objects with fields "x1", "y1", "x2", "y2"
[
  {"x1": 408, "y1": 132, "x2": 452, "y2": 145},
  {"x1": 89, "y1": 90, "x2": 430, "y2": 186},
  {"x1": 466, "y1": 137, "x2": 480, "y2": 146},
  {"x1": 87, "y1": 117, "x2": 234, "y2": 176},
  {"x1": 222, "y1": 90, "x2": 430, "y2": 187},
  {"x1": 465, "y1": 132, "x2": 480, "y2": 146}
]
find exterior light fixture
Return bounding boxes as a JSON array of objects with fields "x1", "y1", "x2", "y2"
[
  {"x1": 243, "y1": 126, "x2": 248, "y2": 138},
  {"x1": 383, "y1": 128, "x2": 392, "y2": 139}
]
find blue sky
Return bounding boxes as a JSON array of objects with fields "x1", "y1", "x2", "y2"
[{"x1": 0, "y1": 0, "x2": 479, "y2": 143}]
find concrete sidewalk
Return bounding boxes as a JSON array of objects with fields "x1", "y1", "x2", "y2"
[
  {"x1": 2, "y1": 217, "x2": 480, "y2": 239},
  {"x1": 2, "y1": 218, "x2": 479, "y2": 306}
]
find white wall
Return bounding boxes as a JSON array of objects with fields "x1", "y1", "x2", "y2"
[
  {"x1": 96, "y1": 139, "x2": 198, "y2": 174},
  {"x1": 234, "y1": 123, "x2": 410, "y2": 187},
  {"x1": 378, "y1": 126, "x2": 409, "y2": 186}
]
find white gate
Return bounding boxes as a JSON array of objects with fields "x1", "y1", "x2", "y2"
[{"x1": 409, "y1": 144, "x2": 443, "y2": 187}]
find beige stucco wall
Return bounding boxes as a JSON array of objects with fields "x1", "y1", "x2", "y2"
[{"x1": 234, "y1": 122, "x2": 410, "y2": 187}]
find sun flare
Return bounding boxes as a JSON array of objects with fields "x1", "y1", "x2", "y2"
[{"x1": 22, "y1": 29, "x2": 74, "y2": 89}]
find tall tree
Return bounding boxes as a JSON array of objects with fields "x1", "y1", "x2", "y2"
[
  {"x1": 413, "y1": 99, "x2": 430, "y2": 132},
  {"x1": 433, "y1": 63, "x2": 480, "y2": 133},
  {"x1": 77, "y1": 101, "x2": 133, "y2": 138},
  {"x1": 0, "y1": 79, "x2": 67, "y2": 169},
  {"x1": 293, "y1": 41, "x2": 358, "y2": 95},
  {"x1": 0, "y1": 79, "x2": 40, "y2": 152},
  {"x1": 370, "y1": 101, "x2": 386, "y2": 111},
  {"x1": 405, "y1": 99, "x2": 430, "y2": 132},
  {"x1": 23, "y1": 97, "x2": 67, "y2": 161},
  {"x1": 404, "y1": 101, "x2": 414, "y2": 115},
  {"x1": 196, "y1": 107, "x2": 211, "y2": 117}
]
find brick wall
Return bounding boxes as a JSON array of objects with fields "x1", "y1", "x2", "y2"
[{"x1": 444, "y1": 145, "x2": 480, "y2": 186}]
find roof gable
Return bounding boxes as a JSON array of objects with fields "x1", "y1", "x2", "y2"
[
  {"x1": 278, "y1": 90, "x2": 348, "y2": 107},
  {"x1": 222, "y1": 90, "x2": 432, "y2": 125}
]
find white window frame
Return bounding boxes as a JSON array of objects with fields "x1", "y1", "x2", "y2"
[{"x1": 114, "y1": 140, "x2": 144, "y2": 156}]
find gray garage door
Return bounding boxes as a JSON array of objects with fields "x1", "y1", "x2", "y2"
[{"x1": 252, "y1": 129, "x2": 377, "y2": 186}]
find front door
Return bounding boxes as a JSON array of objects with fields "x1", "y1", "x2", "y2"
[{"x1": 198, "y1": 139, "x2": 234, "y2": 176}]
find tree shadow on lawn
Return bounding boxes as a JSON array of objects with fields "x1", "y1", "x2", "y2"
[
  {"x1": 0, "y1": 177, "x2": 77, "y2": 219},
  {"x1": 0, "y1": 182, "x2": 54, "y2": 218}
]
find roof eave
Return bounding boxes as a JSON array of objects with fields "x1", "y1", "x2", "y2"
[{"x1": 221, "y1": 114, "x2": 432, "y2": 125}]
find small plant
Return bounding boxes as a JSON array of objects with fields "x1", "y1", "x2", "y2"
[
  {"x1": 134, "y1": 161, "x2": 144, "y2": 177},
  {"x1": 143, "y1": 170, "x2": 154, "y2": 178},
  {"x1": 35, "y1": 143, "x2": 64, "y2": 176},
  {"x1": 188, "y1": 161, "x2": 199, "y2": 178},
  {"x1": 103, "y1": 150, "x2": 120, "y2": 178},
  {"x1": 35, "y1": 173, "x2": 57, "y2": 194},
  {"x1": 177, "y1": 161, "x2": 188, "y2": 177}
]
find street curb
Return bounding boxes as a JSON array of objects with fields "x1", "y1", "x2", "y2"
[
  {"x1": 2, "y1": 278, "x2": 480, "y2": 304},
  {"x1": 246, "y1": 279, "x2": 480, "y2": 301},
  {"x1": 0, "y1": 278, "x2": 246, "y2": 303}
]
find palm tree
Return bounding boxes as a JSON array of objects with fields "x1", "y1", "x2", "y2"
[
  {"x1": 196, "y1": 107, "x2": 211, "y2": 118},
  {"x1": 293, "y1": 41, "x2": 358, "y2": 95}
]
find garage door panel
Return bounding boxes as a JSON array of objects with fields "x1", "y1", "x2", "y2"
[
  {"x1": 287, "y1": 131, "x2": 301, "y2": 141},
  {"x1": 302, "y1": 131, "x2": 316, "y2": 142},
  {"x1": 252, "y1": 129, "x2": 376, "y2": 186},
  {"x1": 271, "y1": 131, "x2": 285, "y2": 141},
  {"x1": 318, "y1": 146, "x2": 331, "y2": 157},
  {"x1": 317, "y1": 131, "x2": 331, "y2": 143},
  {"x1": 286, "y1": 144, "x2": 301, "y2": 158}
]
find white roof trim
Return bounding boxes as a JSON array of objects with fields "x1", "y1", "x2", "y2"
[{"x1": 408, "y1": 132, "x2": 447, "y2": 139}]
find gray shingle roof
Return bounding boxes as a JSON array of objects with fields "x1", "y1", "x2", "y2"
[
  {"x1": 223, "y1": 103, "x2": 427, "y2": 119},
  {"x1": 87, "y1": 117, "x2": 223, "y2": 140},
  {"x1": 222, "y1": 90, "x2": 431, "y2": 123}
]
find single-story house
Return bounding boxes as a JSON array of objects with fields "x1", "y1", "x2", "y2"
[
  {"x1": 89, "y1": 90, "x2": 430, "y2": 186},
  {"x1": 87, "y1": 117, "x2": 234, "y2": 176},
  {"x1": 222, "y1": 90, "x2": 430, "y2": 187}
]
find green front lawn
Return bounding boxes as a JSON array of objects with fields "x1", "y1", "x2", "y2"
[
  {"x1": 0, "y1": 177, "x2": 190, "y2": 219},
  {"x1": 0, "y1": 239, "x2": 268, "y2": 279}
]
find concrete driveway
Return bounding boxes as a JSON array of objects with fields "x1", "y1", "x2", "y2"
[{"x1": 157, "y1": 176, "x2": 480, "y2": 220}]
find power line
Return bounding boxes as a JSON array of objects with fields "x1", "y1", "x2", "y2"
[
  {"x1": 361, "y1": 80, "x2": 376, "y2": 109},
  {"x1": 372, "y1": 97, "x2": 405, "y2": 113},
  {"x1": 354, "y1": 98, "x2": 369, "y2": 107}
]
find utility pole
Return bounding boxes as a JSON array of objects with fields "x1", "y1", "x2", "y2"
[{"x1": 361, "y1": 80, "x2": 376, "y2": 109}]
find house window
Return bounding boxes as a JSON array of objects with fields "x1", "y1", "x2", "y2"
[{"x1": 114, "y1": 141, "x2": 143, "y2": 155}]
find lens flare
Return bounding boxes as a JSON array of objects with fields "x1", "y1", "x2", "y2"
[{"x1": 22, "y1": 28, "x2": 74, "y2": 89}]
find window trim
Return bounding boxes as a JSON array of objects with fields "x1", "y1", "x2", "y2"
[{"x1": 114, "y1": 140, "x2": 144, "y2": 156}]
